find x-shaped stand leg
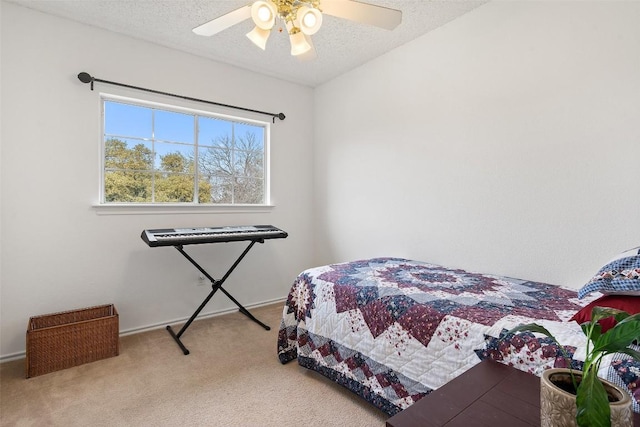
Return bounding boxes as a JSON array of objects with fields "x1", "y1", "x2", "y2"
[{"x1": 166, "y1": 240, "x2": 270, "y2": 355}]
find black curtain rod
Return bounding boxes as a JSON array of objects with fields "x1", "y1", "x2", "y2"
[{"x1": 77, "y1": 72, "x2": 285, "y2": 123}]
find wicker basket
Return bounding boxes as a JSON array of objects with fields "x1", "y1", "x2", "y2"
[{"x1": 26, "y1": 304, "x2": 119, "y2": 378}]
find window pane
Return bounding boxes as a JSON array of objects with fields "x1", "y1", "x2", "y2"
[
  {"x1": 105, "y1": 102, "x2": 152, "y2": 139},
  {"x1": 198, "y1": 146, "x2": 232, "y2": 177},
  {"x1": 233, "y1": 148, "x2": 264, "y2": 178},
  {"x1": 235, "y1": 178, "x2": 264, "y2": 204},
  {"x1": 235, "y1": 122, "x2": 265, "y2": 142},
  {"x1": 199, "y1": 116, "x2": 233, "y2": 148},
  {"x1": 203, "y1": 175, "x2": 233, "y2": 204},
  {"x1": 154, "y1": 172, "x2": 195, "y2": 203},
  {"x1": 104, "y1": 170, "x2": 153, "y2": 202},
  {"x1": 197, "y1": 178, "x2": 214, "y2": 203},
  {"x1": 105, "y1": 138, "x2": 154, "y2": 171},
  {"x1": 154, "y1": 142, "x2": 194, "y2": 172},
  {"x1": 155, "y1": 110, "x2": 194, "y2": 143}
]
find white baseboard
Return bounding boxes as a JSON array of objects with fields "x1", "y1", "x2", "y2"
[{"x1": 0, "y1": 297, "x2": 286, "y2": 364}]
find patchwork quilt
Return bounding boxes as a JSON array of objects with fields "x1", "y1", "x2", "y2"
[{"x1": 277, "y1": 257, "x2": 640, "y2": 415}]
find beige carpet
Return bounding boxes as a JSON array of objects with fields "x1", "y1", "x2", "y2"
[{"x1": 0, "y1": 303, "x2": 388, "y2": 426}]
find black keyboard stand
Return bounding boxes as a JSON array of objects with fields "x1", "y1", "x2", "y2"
[{"x1": 166, "y1": 239, "x2": 270, "y2": 355}]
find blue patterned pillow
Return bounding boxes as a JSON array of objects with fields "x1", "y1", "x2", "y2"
[
  {"x1": 578, "y1": 251, "x2": 640, "y2": 298},
  {"x1": 607, "y1": 246, "x2": 640, "y2": 264}
]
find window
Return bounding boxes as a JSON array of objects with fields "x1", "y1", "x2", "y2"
[{"x1": 101, "y1": 97, "x2": 269, "y2": 205}]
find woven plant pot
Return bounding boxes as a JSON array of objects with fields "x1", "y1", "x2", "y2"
[{"x1": 540, "y1": 368, "x2": 632, "y2": 427}]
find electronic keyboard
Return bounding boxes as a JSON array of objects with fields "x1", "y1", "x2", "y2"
[
  {"x1": 141, "y1": 224, "x2": 287, "y2": 354},
  {"x1": 141, "y1": 225, "x2": 287, "y2": 247}
]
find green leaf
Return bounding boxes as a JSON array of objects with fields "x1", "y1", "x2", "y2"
[
  {"x1": 616, "y1": 313, "x2": 640, "y2": 325},
  {"x1": 591, "y1": 306, "x2": 624, "y2": 323},
  {"x1": 593, "y1": 320, "x2": 640, "y2": 354},
  {"x1": 617, "y1": 347, "x2": 640, "y2": 360},
  {"x1": 504, "y1": 323, "x2": 557, "y2": 342},
  {"x1": 575, "y1": 373, "x2": 610, "y2": 427},
  {"x1": 582, "y1": 322, "x2": 602, "y2": 344}
]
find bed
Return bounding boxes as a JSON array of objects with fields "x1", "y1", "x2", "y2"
[{"x1": 277, "y1": 256, "x2": 640, "y2": 416}]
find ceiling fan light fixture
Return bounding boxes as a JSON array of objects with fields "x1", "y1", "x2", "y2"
[
  {"x1": 297, "y1": 6, "x2": 322, "y2": 35},
  {"x1": 289, "y1": 29, "x2": 312, "y2": 56},
  {"x1": 193, "y1": 0, "x2": 402, "y2": 59},
  {"x1": 251, "y1": 1, "x2": 276, "y2": 30},
  {"x1": 298, "y1": 6, "x2": 322, "y2": 36},
  {"x1": 246, "y1": 26, "x2": 271, "y2": 50}
]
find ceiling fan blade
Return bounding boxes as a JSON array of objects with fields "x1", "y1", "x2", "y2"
[
  {"x1": 321, "y1": 0, "x2": 402, "y2": 30},
  {"x1": 193, "y1": 5, "x2": 252, "y2": 37}
]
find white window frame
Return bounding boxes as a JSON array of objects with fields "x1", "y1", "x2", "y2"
[{"x1": 94, "y1": 94, "x2": 273, "y2": 215}]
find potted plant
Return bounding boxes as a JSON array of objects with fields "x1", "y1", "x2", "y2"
[{"x1": 507, "y1": 306, "x2": 640, "y2": 427}]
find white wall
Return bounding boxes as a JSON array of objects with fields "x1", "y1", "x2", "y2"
[
  {"x1": 2, "y1": 1, "x2": 640, "y2": 361},
  {"x1": 0, "y1": 2, "x2": 315, "y2": 358},
  {"x1": 314, "y1": 1, "x2": 640, "y2": 287}
]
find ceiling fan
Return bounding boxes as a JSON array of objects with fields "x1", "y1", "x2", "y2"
[{"x1": 192, "y1": 0, "x2": 402, "y2": 57}]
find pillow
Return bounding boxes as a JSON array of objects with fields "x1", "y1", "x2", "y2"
[
  {"x1": 578, "y1": 252, "x2": 640, "y2": 299},
  {"x1": 607, "y1": 246, "x2": 640, "y2": 263},
  {"x1": 570, "y1": 294, "x2": 640, "y2": 332}
]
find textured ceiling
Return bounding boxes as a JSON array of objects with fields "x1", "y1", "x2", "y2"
[{"x1": 7, "y1": 0, "x2": 487, "y2": 87}]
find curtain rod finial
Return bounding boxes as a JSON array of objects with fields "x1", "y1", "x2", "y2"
[
  {"x1": 77, "y1": 72, "x2": 93, "y2": 84},
  {"x1": 277, "y1": 113, "x2": 286, "y2": 121}
]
